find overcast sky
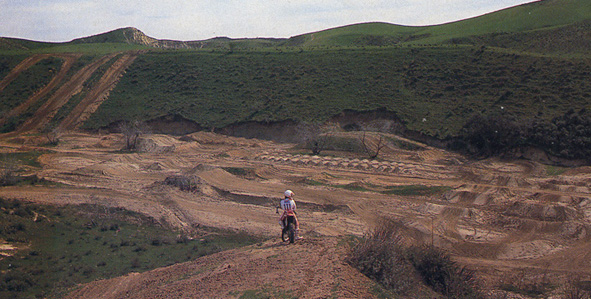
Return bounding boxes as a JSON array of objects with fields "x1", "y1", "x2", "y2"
[{"x1": 1, "y1": 0, "x2": 536, "y2": 42}]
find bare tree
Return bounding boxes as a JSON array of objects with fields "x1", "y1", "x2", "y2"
[
  {"x1": 119, "y1": 120, "x2": 150, "y2": 151},
  {"x1": 43, "y1": 124, "x2": 63, "y2": 145},
  {"x1": 357, "y1": 120, "x2": 395, "y2": 159},
  {"x1": 360, "y1": 131, "x2": 387, "y2": 159},
  {"x1": 298, "y1": 121, "x2": 337, "y2": 155}
]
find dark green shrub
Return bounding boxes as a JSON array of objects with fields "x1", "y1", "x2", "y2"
[
  {"x1": 151, "y1": 238, "x2": 162, "y2": 246},
  {"x1": 406, "y1": 246, "x2": 479, "y2": 298},
  {"x1": 455, "y1": 108, "x2": 591, "y2": 162},
  {"x1": 346, "y1": 222, "x2": 418, "y2": 295},
  {"x1": 130, "y1": 258, "x2": 141, "y2": 269},
  {"x1": 164, "y1": 175, "x2": 200, "y2": 192},
  {"x1": 1, "y1": 271, "x2": 35, "y2": 292},
  {"x1": 457, "y1": 112, "x2": 525, "y2": 157},
  {"x1": 133, "y1": 245, "x2": 147, "y2": 252},
  {"x1": 348, "y1": 220, "x2": 481, "y2": 298}
]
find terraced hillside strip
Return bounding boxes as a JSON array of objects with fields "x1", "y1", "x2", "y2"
[
  {"x1": 15, "y1": 53, "x2": 118, "y2": 133},
  {"x1": 0, "y1": 54, "x2": 50, "y2": 92},
  {"x1": 0, "y1": 53, "x2": 81, "y2": 127},
  {"x1": 58, "y1": 51, "x2": 139, "y2": 130}
]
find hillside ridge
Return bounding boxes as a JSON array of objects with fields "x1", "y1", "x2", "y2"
[
  {"x1": 2, "y1": 0, "x2": 590, "y2": 50},
  {"x1": 0, "y1": 0, "x2": 590, "y2": 163}
]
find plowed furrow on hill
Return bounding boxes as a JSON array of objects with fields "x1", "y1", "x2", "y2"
[
  {"x1": 58, "y1": 52, "x2": 139, "y2": 130},
  {"x1": 0, "y1": 54, "x2": 49, "y2": 92},
  {"x1": 0, "y1": 54, "x2": 81, "y2": 127},
  {"x1": 16, "y1": 53, "x2": 119, "y2": 133}
]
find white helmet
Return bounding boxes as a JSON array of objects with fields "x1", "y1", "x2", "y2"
[{"x1": 284, "y1": 190, "x2": 294, "y2": 198}]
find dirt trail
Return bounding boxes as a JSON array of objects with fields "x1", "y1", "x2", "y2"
[
  {"x1": 2, "y1": 131, "x2": 591, "y2": 297},
  {"x1": 0, "y1": 54, "x2": 81, "y2": 126},
  {"x1": 13, "y1": 53, "x2": 119, "y2": 134},
  {"x1": 58, "y1": 52, "x2": 139, "y2": 131},
  {"x1": 0, "y1": 54, "x2": 51, "y2": 92}
]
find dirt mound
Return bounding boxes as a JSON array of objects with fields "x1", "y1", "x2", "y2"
[
  {"x1": 63, "y1": 237, "x2": 377, "y2": 299},
  {"x1": 137, "y1": 135, "x2": 179, "y2": 153},
  {"x1": 504, "y1": 201, "x2": 576, "y2": 222}
]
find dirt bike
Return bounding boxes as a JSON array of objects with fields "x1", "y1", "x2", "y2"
[{"x1": 281, "y1": 215, "x2": 297, "y2": 244}]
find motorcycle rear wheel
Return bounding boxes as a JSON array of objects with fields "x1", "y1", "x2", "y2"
[{"x1": 287, "y1": 223, "x2": 295, "y2": 244}]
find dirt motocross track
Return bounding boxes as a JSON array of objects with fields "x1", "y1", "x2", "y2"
[{"x1": 2, "y1": 130, "x2": 591, "y2": 298}]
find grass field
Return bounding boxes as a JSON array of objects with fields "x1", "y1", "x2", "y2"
[
  {"x1": 288, "y1": 0, "x2": 591, "y2": 48},
  {"x1": 0, "y1": 199, "x2": 265, "y2": 298},
  {"x1": 0, "y1": 0, "x2": 589, "y2": 143}
]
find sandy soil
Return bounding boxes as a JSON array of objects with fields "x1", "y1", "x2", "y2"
[{"x1": 2, "y1": 130, "x2": 591, "y2": 297}]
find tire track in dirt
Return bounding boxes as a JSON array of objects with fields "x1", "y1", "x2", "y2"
[
  {"x1": 0, "y1": 54, "x2": 81, "y2": 126},
  {"x1": 14, "y1": 53, "x2": 119, "y2": 134},
  {"x1": 58, "y1": 52, "x2": 140, "y2": 131}
]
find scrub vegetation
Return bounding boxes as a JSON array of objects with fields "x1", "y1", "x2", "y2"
[
  {"x1": 347, "y1": 221, "x2": 481, "y2": 298},
  {"x1": 0, "y1": 0, "x2": 590, "y2": 162},
  {"x1": 0, "y1": 199, "x2": 264, "y2": 298}
]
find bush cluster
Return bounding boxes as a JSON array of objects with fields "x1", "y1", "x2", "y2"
[
  {"x1": 455, "y1": 108, "x2": 591, "y2": 162},
  {"x1": 164, "y1": 175, "x2": 201, "y2": 192},
  {"x1": 347, "y1": 221, "x2": 481, "y2": 298}
]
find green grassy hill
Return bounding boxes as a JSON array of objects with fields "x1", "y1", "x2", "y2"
[
  {"x1": 290, "y1": 0, "x2": 591, "y2": 49},
  {"x1": 1, "y1": 0, "x2": 591, "y2": 159},
  {"x1": 2, "y1": 0, "x2": 590, "y2": 53},
  {"x1": 82, "y1": 47, "x2": 591, "y2": 139}
]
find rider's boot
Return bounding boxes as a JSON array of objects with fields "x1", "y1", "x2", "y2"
[{"x1": 295, "y1": 229, "x2": 303, "y2": 240}]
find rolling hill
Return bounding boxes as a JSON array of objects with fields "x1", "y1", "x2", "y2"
[
  {"x1": 3, "y1": 0, "x2": 591, "y2": 51},
  {"x1": 0, "y1": 0, "x2": 590, "y2": 160},
  {"x1": 4, "y1": 1, "x2": 591, "y2": 297}
]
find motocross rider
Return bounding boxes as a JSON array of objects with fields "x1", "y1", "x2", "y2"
[{"x1": 277, "y1": 190, "x2": 302, "y2": 240}]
